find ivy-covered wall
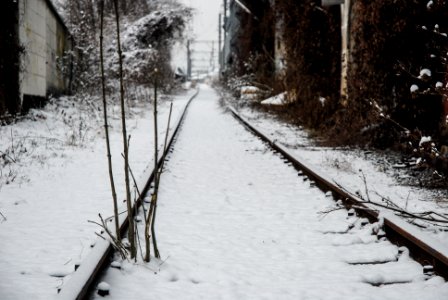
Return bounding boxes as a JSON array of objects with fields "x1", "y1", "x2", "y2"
[
  {"x1": 276, "y1": 0, "x2": 341, "y2": 128},
  {"x1": 226, "y1": 0, "x2": 276, "y2": 82},
  {"x1": 348, "y1": 0, "x2": 448, "y2": 137}
]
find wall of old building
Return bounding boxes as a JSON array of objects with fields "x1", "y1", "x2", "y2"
[
  {"x1": 19, "y1": 0, "x2": 47, "y2": 100},
  {"x1": 18, "y1": 0, "x2": 72, "y2": 111},
  {"x1": 45, "y1": 5, "x2": 72, "y2": 95}
]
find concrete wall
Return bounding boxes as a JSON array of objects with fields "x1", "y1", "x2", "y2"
[
  {"x1": 223, "y1": 0, "x2": 241, "y2": 68},
  {"x1": 46, "y1": 5, "x2": 72, "y2": 94},
  {"x1": 19, "y1": 0, "x2": 47, "y2": 99},
  {"x1": 19, "y1": 0, "x2": 71, "y2": 102}
]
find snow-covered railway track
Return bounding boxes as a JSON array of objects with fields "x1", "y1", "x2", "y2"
[
  {"x1": 57, "y1": 90, "x2": 199, "y2": 300},
  {"x1": 228, "y1": 107, "x2": 448, "y2": 281},
  {"x1": 63, "y1": 86, "x2": 447, "y2": 299}
]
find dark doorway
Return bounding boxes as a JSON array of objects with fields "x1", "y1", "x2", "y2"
[{"x1": 0, "y1": 1, "x2": 21, "y2": 117}]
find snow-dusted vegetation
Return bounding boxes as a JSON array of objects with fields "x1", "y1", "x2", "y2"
[
  {"x1": 224, "y1": 0, "x2": 448, "y2": 185},
  {"x1": 51, "y1": 0, "x2": 190, "y2": 95},
  {"x1": 0, "y1": 0, "x2": 192, "y2": 298}
]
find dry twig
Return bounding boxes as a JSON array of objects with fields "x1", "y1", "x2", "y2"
[
  {"x1": 89, "y1": 214, "x2": 127, "y2": 259},
  {"x1": 334, "y1": 181, "x2": 448, "y2": 227}
]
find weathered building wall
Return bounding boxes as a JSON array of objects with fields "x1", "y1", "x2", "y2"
[
  {"x1": 45, "y1": 4, "x2": 72, "y2": 95},
  {"x1": 19, "y1": 0, "x2": 47, "y2": 101},
  {"x1": 223, "y1": 0, "x2": 241, "y2": 69},
  {"x1": 17, "y1": 0, "x2": 72, "y2": 112},
  {"x1": 224, "y1": 0, "x2": 275, "y2": 81}
]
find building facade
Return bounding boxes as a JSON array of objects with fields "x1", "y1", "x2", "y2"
[{"x1": 0, "y1": 0, "x2": 73, "y2": 117}]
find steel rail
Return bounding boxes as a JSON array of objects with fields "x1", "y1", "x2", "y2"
[
  {"x1": 58, "y1": 89, "x2": 199, "y2": 300},
  {"x1": 228, "y1": 106, "x2": 448, "y2": 280}
]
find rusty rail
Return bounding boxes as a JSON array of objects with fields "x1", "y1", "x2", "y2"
[{"x1": 228, "y1": 106, "x2": 448, "y2": 279}]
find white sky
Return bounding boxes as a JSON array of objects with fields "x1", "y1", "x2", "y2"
[
  {"x1": 172, "y1": 0, "x2": 223, "y2": 72},
  {"x1": 179, "y1": 0, "x2": 223, "y2": 41}
]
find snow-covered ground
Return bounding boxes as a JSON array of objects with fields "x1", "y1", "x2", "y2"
[
  {"x1": 2, "y1": 0, "x2": 448, "y2": 298},
  {"x1": 1, "y1": 83, "x2": 447, "y2": 299},
  {"x1": 92, "y1": 85, "x2": 448, "y2": 299},
  {"x1": 0, "y1": 89, "x2": 196, "y2": 299},
  {"x1": 229, "y1": 99, "x2": 448, "y2": 244}
]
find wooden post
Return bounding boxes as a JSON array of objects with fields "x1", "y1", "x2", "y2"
[{"x1": 187, "y1": 40, "x2": 192, "y2": 80}]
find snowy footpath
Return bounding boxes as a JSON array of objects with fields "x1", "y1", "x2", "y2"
[{"x1": 93, "y1": 85, "x2": 448, "y2": 299}]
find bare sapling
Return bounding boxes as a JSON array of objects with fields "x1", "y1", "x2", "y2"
[
  {"x1": 150, "y1": 71, "x2": 161, "y2": 259},
  {"x1": 145, "y1": 71, "x2": 159, "y2": 262},
  {"x1": 122, "y1": 145, "x2": 147, "y2": 262},
  {"x1": 113, "y1": 0, "x2": 136, "y2": 258},
  {"x1": 151, "y1": 102, "x2": 173, "y2": 257},
  {"x1": 99, "y1": 0, "x2": 120, "y2": 241},
  {"x1": 124, "y1": 150, "x2": 147, "y2": 217},
  {"x1": 145, "y1": 72, "x2": 174, "y2": 262},
  {"x1": 144, "y1": 195, "x2": 154, "y2": 261}
]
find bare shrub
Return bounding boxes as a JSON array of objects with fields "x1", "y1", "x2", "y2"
[{"x1": 346, "y1": 0, "x2": 448, "y2": 147}]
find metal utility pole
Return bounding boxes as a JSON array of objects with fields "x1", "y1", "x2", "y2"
[
  {"x1": 219, "y1": 13, "x2": 222, "y2": 71},
  {"x1": 187, "y1": 40, "x2": 192, "y2": 80},
  {"x1": 222, "y1": 0, "x2": 227, "y2": 71},
  {"x1": 211, "y1": 41, "x2": 215, "y2": 71}
]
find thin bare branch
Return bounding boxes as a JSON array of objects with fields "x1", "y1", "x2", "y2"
[
  {"x1": 0, "y1": 211, "x2": 7, "y2": 223},
  {"x1": 100, "y1": 0, "x2": 121, "y2": 241},
  {"x1": 334, "y1": 181, "x2": 448, "y2": 225}
]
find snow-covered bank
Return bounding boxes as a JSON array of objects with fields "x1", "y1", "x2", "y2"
[{"x1": 0, "y1": 89, "x2": 196, "y2": 299}]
